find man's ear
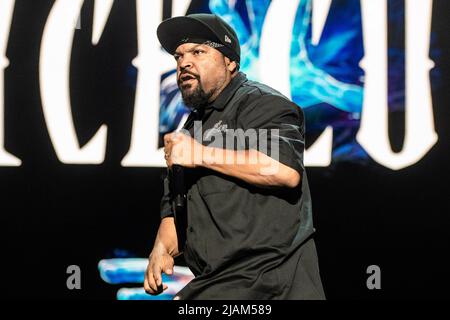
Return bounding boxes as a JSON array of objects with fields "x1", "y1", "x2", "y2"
[{"x1": 225, "y1": 57, "x2": 237, "y2": 73}]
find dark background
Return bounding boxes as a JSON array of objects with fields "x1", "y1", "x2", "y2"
[{"x1": 1, "y1": 0, "x2": 449, "y2": 299}]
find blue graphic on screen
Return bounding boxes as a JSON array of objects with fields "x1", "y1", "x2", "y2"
[
  {"x1": 157, "y1": 0, "x2": 368, "y2": 161},
  {"x1": 156, "y1": 0, "x2": 440, "y2": 162},
  {"x1": 98, "y1": 258, "x2": 194, "y2": 300}
]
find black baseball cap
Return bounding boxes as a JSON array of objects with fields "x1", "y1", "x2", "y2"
[{"x1": 157, "y1": 13, "x2": 240, "y2": 64}]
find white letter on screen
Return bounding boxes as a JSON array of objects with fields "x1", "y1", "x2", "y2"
[
  {"x1": 357, "y1": 0, "x2": 437, "y2": 170},
  {"x1": 40, "y1": 0, "x2": 107, "y2": 164},
  {"x1": 0, "y1": 0, "x2": 21, "y2": 166}
]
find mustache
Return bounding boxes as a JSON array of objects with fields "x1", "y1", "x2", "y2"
[{"x1": 177, "y1": 71, "x2": 200, "y2": 85}]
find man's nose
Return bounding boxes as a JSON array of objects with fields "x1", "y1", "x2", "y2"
[{"x1": 179, "y1": 57, "x2": 193, "y2": 70}]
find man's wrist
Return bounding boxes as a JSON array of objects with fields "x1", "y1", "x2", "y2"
[{"x1": 200, "y1": 145, "x2": 213, "y2": 168}]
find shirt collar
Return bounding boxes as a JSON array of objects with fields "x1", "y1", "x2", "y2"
[{"x1": 206, "y1": 72, "x2": 247, "y2": 111}]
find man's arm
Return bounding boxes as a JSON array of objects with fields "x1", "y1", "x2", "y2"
[
  {"x1": 144, "y1": 216, "x2": 179, "y2": 295},
  {"x1": 166, "y1": 133, "x2": 300, "y2": 188},
  {"x1": 154, "y1": 216, "x2": 179, "y2": 257},
  {"x1": 201, "y1": 147, "x2": 301, "y2": 188}
]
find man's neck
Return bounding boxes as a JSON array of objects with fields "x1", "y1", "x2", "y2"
[{"x1": 207, "y1": 72, "x2": 237, "y2": 104}]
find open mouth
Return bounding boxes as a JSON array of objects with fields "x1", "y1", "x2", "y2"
[{"x1": 179, "y1": 73, "x2": 197, "y2": 84}]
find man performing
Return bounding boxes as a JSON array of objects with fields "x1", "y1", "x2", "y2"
[{"x1": 144, "y1": 13, "x2": 325, "y2": 300}]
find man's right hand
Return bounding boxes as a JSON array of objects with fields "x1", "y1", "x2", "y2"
[{"x1": 144, "y1": 243, "x2": 175, "y2": 295}]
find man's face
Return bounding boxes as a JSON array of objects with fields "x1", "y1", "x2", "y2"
[{"x1": 174, "y1": 43, "x2": 234, "y2": 108}]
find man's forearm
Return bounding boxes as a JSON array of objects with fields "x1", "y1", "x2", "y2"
[
  {"x1": 153, "y1": 217, "x2": 179, "y2": 257},
  {"x1": 200, "y1": 146, "x2": 300, "y2": 188}
]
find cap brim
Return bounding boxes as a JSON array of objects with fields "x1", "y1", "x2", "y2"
[{"x1": 157, "y1": 16, "x2": 222, "y2": 55}]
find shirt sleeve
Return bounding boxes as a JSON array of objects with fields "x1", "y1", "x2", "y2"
[
  {"x1": 160, "y1": 172, "x2": 174, "y2": 219},
  {"x1": 237, "y1": 94, "x2": 305, "y2": 176}
]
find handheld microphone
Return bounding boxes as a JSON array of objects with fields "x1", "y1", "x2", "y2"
[
  {"x1": 169, "y1": 164, "x2": 187, "y2": 251},
  {"x1": 168, "y1": 108, "x2": 203, "y2": 250},
  {"x1": 170, "y1": 164, "x2": 186, "y2": 210}
]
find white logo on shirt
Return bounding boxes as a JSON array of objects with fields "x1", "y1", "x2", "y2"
[
  {"x1": 204, "y1": 120, "x2": 228, "y2": 140},
  {"x1": 213, "y1": 120, "x2": 228, "y2": 132}
]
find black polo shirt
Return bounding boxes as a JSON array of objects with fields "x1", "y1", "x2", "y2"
[{"x1": 160, "y1": 72, "x2": 325, "y2": 299}]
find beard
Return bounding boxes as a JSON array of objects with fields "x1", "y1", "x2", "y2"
[{"x1": 179, "y1": 78, "x2": 213, "y2": 109}]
